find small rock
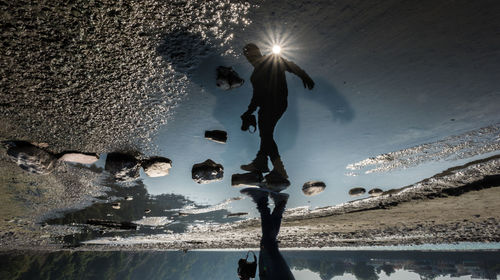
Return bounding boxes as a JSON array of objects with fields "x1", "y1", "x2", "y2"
[
  {"x1": 349, "y1": 187, "x2": 366, "y2": 196},
  {"x1": 226, "y1": 212, "x2": 248, "y2": 217},
  {"x1": 144, "y1": 209, "x2": 151, "y2": 214},
  {"x1": 58, "y1": 152, "x2": 99, "y2": 164},
  {"x1": 263, "y1": 173, "x2": 290, "y2": 192},
  {"x1": 368, "y1": 188, "x2": 383, "y2": 197},
  {"x1": 141, "y1": 156, "x2": 172, "y2": 177},
  {"x1": 216, "y1": 66, "x2": 244, "y2": 90},
  {"x1": 205, "y1": 130, "x2": 227, "y2": 144},
  {"x1": 125, "y1": 196, "x2": 133, "y2": 201},
  {"x1": 112, "y1": 202, "x2": 121, "y2": 209},
  {"x1": 302, "y1": 181, "x2": 326, "y2": 196},
  {"x1": 178, "y1": 212, "x2": 188, "y2": 217},
  {"x1": 104, "y1": 152, "x2": 140, "y2": 181},
  {"x1": 191, "y1": 159, "x2": 224, "y2": 184},
  {"x1": 231, "y1": 172, "x2": 263, "y2": 187},
  {"x1": 3, "y1": 141, "x2": 57, "y2": 174}
]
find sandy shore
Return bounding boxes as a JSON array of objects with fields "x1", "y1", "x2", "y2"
[
  {"x1": 0, "y1": 142, "x2": 499, "y2": 251},
  {"x1": 79, "y1": 155, "x2": 500, "y2": 251}
]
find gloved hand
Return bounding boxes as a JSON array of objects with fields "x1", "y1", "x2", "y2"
[{"x1": 302, "y1": 76, "x2": 315, "y2": 90}]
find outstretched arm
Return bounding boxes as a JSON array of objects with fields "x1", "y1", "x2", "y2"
[{"x1": 284, "y1": 59, "x2": 314, "y2": 90}]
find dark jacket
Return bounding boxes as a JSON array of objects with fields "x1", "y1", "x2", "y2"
[{"x1": 248, "y1": 55, "x2": 310, "y2": 113}]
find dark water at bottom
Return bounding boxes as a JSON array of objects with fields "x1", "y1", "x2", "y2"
[{"x1": 1, "y1": 250, "x2": 499, "y2": 280}]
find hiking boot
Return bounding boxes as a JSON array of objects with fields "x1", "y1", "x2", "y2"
[
  {"x1": 240, "y1": 155, "x2": 270, "y2": 173},
  {"x1": 270, "y1": 191, "x2": 289, "y2": 206},
  {"x1": 270, "y1": 157, "x2": 288, "y2": 179},
  {"x1": 240, "y1": 187, "x2": 269, "y2": 204},
  {"x1": 264, "y1": 171, "x2": 290, "y2": 192}
]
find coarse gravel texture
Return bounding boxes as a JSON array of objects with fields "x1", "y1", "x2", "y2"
[{"x1": 0, "y1": 0, "x2": 254, "y2": 154}]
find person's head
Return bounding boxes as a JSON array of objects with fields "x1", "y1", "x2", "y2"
[{"x1": 243, "y1": 43, "x2": 262, "y2": 65}]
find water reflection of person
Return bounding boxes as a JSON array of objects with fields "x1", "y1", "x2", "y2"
[
  {"x1": 240, "y1": 187, "x2": 295, "y2": 280},
  {"x1": 240, "y1": 43, "x2": 314, "y2": 181}
]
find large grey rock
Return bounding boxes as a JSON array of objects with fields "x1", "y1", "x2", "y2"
[
  {"x1": 142, "y1": 156, "x2": 172, "y2": 177},
  {"x1": 216, "y1": 66, "x2": 244, "y2": 90},
  {"x1": 104, "y1": 152, "x2": 140, "y2": 181},
  {"x1": 191, "y1": 159, "x2": 223, "y2": 184},
  {"x1": 368, "y1": 188, "x2": 384, "y2": 197},
  {"x1": 58, "y1": 152, "x2": 99, "y2": 164},
  {"x1": 349, "y1": 187, "x2": 366, "y2": 196},
  {"x1": 4, "y1": 141, "x2": 57, "y2": 174},
  {"x1": 302, "y1": 181, "x2": 326, "y2": 196}
]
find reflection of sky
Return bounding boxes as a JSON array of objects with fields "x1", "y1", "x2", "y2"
[{"x1": 140, "y1": 0, "x2": 500, "y2": 218}]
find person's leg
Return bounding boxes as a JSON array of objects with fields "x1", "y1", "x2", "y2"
[
  {"x1": 269, "y1": 192, "x2": 288, "y2": 238},
  {"x1": 258, "y1": 106, "x2": 285, "y2": 161}
]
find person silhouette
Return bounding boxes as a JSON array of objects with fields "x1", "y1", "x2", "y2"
[
  {"x1": 240, "y1": 43, "x2": 314, "y2": 182},
  {"x1": 240, "y1": 187, "x2": 295, "y2": 280}
]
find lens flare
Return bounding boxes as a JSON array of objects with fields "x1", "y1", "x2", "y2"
[{"x1": 272, "y1": 45, "x2": 281, "y2": 54}]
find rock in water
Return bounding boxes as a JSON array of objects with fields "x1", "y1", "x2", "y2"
[
  {"x1": 216, "y1": 66, "x2": 244, "y2": 90},
  {"x1": 349, "y1": 187, "x2": 366, "y2": 196},
  {"x1": 192, "y1": 159, "x2": 224, "y2": 184},
  {"x1": 58, "y1": 152, "x2": 99, "y2": 164},
  {"x1": 142, "y1": 156, "x2": 172, "y2": 177},
  {"x1": 104, "y1": 152, "x2": 140, "y2": 181},
  {"x1": 302, "y1": 181, "x2": 326, "y2": 196},
  {"x1": 231, "y1": 172, "x2": 263, "y2": 187},
  {"x1": 205, "y1": 130, "x2": 228, "y2": 144},
  {"x1": 368, "y1": 188, "x2": 384, "y2": 197},
  {"x1": 3, "y1": 141, "x2": 57, "y2": 174}
]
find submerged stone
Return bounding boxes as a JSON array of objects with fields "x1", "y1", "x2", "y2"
[
  {"x1": 302, "y1": 181, "x2": 326, "y2": 196},
  {"x1": 349, "y1": 187, "x2": 366, "y2": 196},
  {"x1": 216, "y1": 66, "x2": 244, "y2": 90},
  {"x1": 191, "y1": 159, "x2": 224, "y2": 184},
  {"x1": 86, "y1": 219, "x2": 137, "y2": 230},
  {"x1": 205, "y1": 130, "x2": 228, "y2": 144},
  {"x1": 112, "y1": 202, "x2": 121, "y2": 209},
  {"x1": 231, "y1": 172, "x2": 263, "y2": 187},
  {"x1": 142, "y1": 156, "x2": 172, "y2": 177},
  {"x1": 104, "y1": 152, "x2": 140, "y2": 181},
  {"x1": 368, "y1": 188, "x2": 384, "y2": 197},
  {"x1": 3, "y1": 141, "x2": 57, "y2": 175},
  {"x1": 58, "y1": 152, "x2": 99, "y2": 164},
  {"x1": 263, "y1": 172, "x2": 290, "y2": 192}
]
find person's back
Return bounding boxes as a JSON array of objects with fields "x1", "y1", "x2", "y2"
[{"x1": 250, "y1": 55, "x2": 290, "y2": 110}]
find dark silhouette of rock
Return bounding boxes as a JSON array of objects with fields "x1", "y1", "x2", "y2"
[
  {"x1": 302, "y1": 181, "x2": 326, "y2": 196},
  {"x1": 86, "y1": 219, "x2": 137, "y2": 230},
  {"x1": 216, "y1": 66, "x2": 244, "y2": 90},
  {"x1": 231, "y1": 172, "x2": 263, "y2": 187},
  {"x1": 368, "y1": 188, "x2": 384, "y2": 197},
  {"x1": 3, "y1": 141, "x2": 57, "y2": 174},
  {"x1": 349, "y1": 187, "x2": 366, "y2": 196},
  {"x1": 144, "y1": 209, "x2": 151, "y2": 214},
  {"x1": 104, "y1": 152, "x2": 140, "y2": 181},
  {"x1": 204, "y1": 130, "x2": 228, "y2": 144},
  {"x1": 141, "y1": 156, "x2": 172, "y2": 177},
  {"x1": 226, "y1": 212, "x2": 248, "y2": 217},
  {"x1": 191, "y1": 159, "x2": 224, "y2": 184},
  {"x1": 111, "y1": 202, "x2": 121, "y2": 209}
]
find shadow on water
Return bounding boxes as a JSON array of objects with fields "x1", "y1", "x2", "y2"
[
  {"x1": 1, "y1": 250, "x2": 499, "y2": 280},
  {"x1": 156, "y1": 27, "x2": 354, "y2": 163},
  {"x1": 46, "y1": 163, "x2": 243, "y2": 246}
]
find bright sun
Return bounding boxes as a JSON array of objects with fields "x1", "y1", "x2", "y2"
[{"x1": 272, "y1": 45, "x2": 281, "y2": 54}]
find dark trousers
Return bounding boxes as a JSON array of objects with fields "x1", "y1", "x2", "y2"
[
  {"x1": 256, "y1": 199, "x2": 295, "y2": 280},
  {"x1": 257, "y1": 104, "x2": 287, "y2": 161}
]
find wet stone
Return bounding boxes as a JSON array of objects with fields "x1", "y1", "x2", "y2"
[
  {"x1": 144, "y1": 209, "x2": 151, "y2": 214},
  {"x1": 302, "y1": 181, "x2": 326, "y2": 196},
  {"x1": 205, "y1": 130, "x2": 227, "y2": 144},
  {"x1": 3, "y1": 141, "x2": 57, "y2": 175},
  {"x1": 58, "y1": 152, "x2": 99, "y2": 164},
  {"x1": 112, "y1": 202, "x2": 121, "y2": 209},
  {"x1": 216, "y1": 66, "x2": 244, "y2": 90},
  {"x1": 104, "y1": 152, "x2": 140, "y2": 181},
  {"x1": 349, "y1": 187, "x2": 366, "y2": 196},
  {"x1": 141, "y1": 156, "x2": 172, "y2": 177},
  {"x1": 231, "y1": 172, "x2": 263, "y2": 187},
  {"x1": 191, "y1": 159, "x2": 224, "y2": 184},
  {"x1": 368, "y1": 188, "x2": 384, "y2": 197},
  {"x1": 263, "y1": 172, "x2": 290, "y2": 192}
]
